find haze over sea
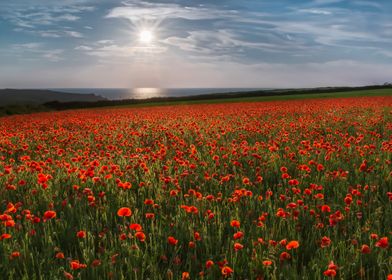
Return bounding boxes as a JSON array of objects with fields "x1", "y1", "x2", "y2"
[{"x1": 51, "y1": 88, "x2": 265, "y2": 100}]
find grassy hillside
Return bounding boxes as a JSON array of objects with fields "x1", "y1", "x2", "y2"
[
  {"x1": 0, "y1": 89, "x2": 106, "y2": 106},
  {"x1": 113, "y1": 88, "x2": 392, "y2": 108}
]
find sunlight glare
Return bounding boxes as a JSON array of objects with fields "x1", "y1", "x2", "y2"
[{"x1": 139, "y1": 30, "x2": 154, "y2": 44}]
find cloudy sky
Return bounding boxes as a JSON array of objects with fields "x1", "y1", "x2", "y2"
[{"x1": 0, "y1": 0, "x2": 391, "y2": 88}]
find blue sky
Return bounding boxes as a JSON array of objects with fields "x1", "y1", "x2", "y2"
[{"x1": 0, "y1": 0, "x2": 391, "y2": 88}]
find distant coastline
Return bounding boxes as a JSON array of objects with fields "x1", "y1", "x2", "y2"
[
  {"x1": 50, "y1": 88, "x2": 268, "y2": 100},
  {"x1": 0, "y1": 84, "x2": 391, "y2": 116}
]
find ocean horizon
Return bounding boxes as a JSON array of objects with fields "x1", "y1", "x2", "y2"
[{"x1": 50, "y1": 88, "x2": 269, "y2": 100}]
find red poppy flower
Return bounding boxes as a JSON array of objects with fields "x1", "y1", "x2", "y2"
[
  {"x1": 233, "y1": 231, "x2": 244, "y2": 240},
  {"x1": 361, "y1": 244, "x2": 371, "y2": 254},
  {"x1": 9, "y1": 251, "x2": 20, "y2": 259},
  {"x1": 145, "y1": 213, "x2": 155, "y2": 219},
  {"x1": 1, "y1": 233, "x2": 12, "y2": 240},
  {"x1": 44, "y1": 210, "x2": 57, "y2": 220},
  {"x1": 324, "y1": 269, "x2": 337, "y2": 277},
  {"x1": 230, "y1": 220, "x2": 240, "y2": 228},
  {"x1": 194, "y1": 231, "x2": 201, "y2": 241},
  {"x1": 375, "y1": 237, "x2": 389, "y2": 249},
  {"x1": 328, "y1": 261, "x2": 338, "y2": 271},
  {"x1": 117, "y1": 207, "x2": 132, "y2": 217},
  {"x1": 321, "y1": 236, "x2": 331, "y2": 248},
  {"x1": 182, "y1": 272, "x2": 190, "y2": 280},
  {"x1": 70, "y1": 260, "x2": 86, "y2": 270},
  {"x1": 76, "y1": 231, "x2": 86, "y2": 238},
  {"x1": 286, "y1": 240, "x2": 300, "y2": 250},
  {"x1": 167, "y1": 236, "x2": 178, "y2": 246},
  {"x1": 135, "y1": 231, "x2": 146, "y2": 242},
  {"x1": 279, "y1": 252, "x2": 291, "y2": 261},
  {"x1": 129, "y1": 223, "x2": 143, "y2": 231},
  {"x1": 56, "y1": 252, "x2": 65, "y2": 259},
  {"x1": 321, "y1": 205, "x2": 331, "y2": 213},
  {"x1": 206, "y1": 260, "x2": 214, "y2": 269},
  {"x1": 234, "y1": 242, "x2": 244, "y2": 251},
  {"x1": 221, "y1": 266, "x2": 233, "y2": 276},
  {"x1": 64, "y1": 272, "x2": 73, "y2": 280}
]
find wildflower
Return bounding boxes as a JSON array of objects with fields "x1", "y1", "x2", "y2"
[
  {"x1": 321, "y1": 205, "x2": 331, "y2": 213},
  {"x1": 129, "y1": 223, "x2": 143, "y2": 231},
  {"x1": 234, "y1": 242, "x2": 244, "y2": 251},
  {"x1": 206, "y1": 260, "x2": 214, "y2": 269},
  {"x1": 279, "y1": 252, "x2": 291, "y2": 261},
  {"x1": 44, "y1": 210, "x2": 57, "y2": 220},
  {"x1": 168, "y1": 236, "x2": 178, "y2": 246},
  {"x1": 375, "y1": 237, "x2": 389, "y2": 249},
  {"x1": 182, "y1": 272, "x2": 190, "y2": 280},
  {"x1": 76, "y1": 231, "x2": 86, "y2": 238},
  {"x1": 230, "y1": 220, "x2": 240, "y2": 228},
  {"x1": 9, "y1": 251, "x2": 20, "y2": 259},
  {"x1": 145, "y1": 213, "x2": 155, "y2": 219},
  {"x1": 194, "y1": 231, "x2": 201, "y2": 241},
  {"x1": 117, "y1": 207, "x2": 132, "y2": 217},
  {"x1": 321, "y1": 236, "x2": 331, "y2": 248},
  {"x1": 233, "y1": 231, "x2": 244, "y2": 240},
  {"x1": 56, "y1": 252, "x2": 65, "y2": 259},
  {"x1": 1, "y1": 233, "x2": 12, "y2": 240},
  {"x1": 286, "y1": 240, "x2": 300, "y2": 250},
  {"x1": 221, "y1": 266, "x2": 233, "y2": 277},
  {"x1": 64, "y1": 272, "x2": 74, "y2": 280},
  {"x1": 70, "y1": 260, "x2": 86, "y2": 270},
  {"x1": 361, "y1": 244, "x2": 371, "y2": 254},
  {"x1": 324, "y1": 269, "x2": 337, "y2": 277},
  {"x1": 135, "y1": 231, "x2": 146, "y2": 242}
]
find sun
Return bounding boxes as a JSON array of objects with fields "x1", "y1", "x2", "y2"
[{"x1": 139, "y1": 30, "x2": 154, "y2": 44}]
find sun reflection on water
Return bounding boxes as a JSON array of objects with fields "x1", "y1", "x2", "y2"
[{"x1": 131, "y1": 88, "x2": 166, "y2": 99}]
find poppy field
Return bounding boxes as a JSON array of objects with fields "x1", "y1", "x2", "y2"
[{"x1": 0, "y1": 96, "x2": 391, "y2": 279}]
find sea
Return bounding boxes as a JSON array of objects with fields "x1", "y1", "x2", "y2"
[{"x1": 51, "y1": 88, "x2": 266, "y2": 100}]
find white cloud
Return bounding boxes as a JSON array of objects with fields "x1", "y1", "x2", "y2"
[
  {"x1": 38, "y1": 31, "x2": 62, "y2": 38},
  {"x1": 12, "y1": 42, "x2": 43, "y2": 49},
  {"x1": 162, "y1": 29, "x2": 309, "y2": 57},
  {"x1": 42, "y1": 49, "x2": 64, "y2": 62},
  {"x1": 8, "y1": 42, "x2": 64, "y2": 62},
  {"x1": 86, "y1": 44, "x2": 167, "y2": 58},
  {"x1": 75, "y1": 45, "x2": 93, "y2": 51},
  {"x1": 64, "y1": 31, "x2": 83, "y2": 38},
  {"x1": 106, "y1": 1, "x2": 239, "y2": 22},
  {"x1": 298, "y1": 9, "x2": 332, "y2": 15}
]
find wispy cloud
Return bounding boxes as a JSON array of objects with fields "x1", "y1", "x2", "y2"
[
  {"x1": 107, "y1": 1, "x2": 390, "y2": 65},
  {"x1": 75, "y1": 45, "x2": 93, "y2": 51},
  {"x1": 298, "y1": 9, "x2": 332, "y2": 15},
  {"x1": 64, "y1": 30, "x2": 83, "y2": 38},
  {"x1": 10, "y1": 42, "x2": 64, "y2": 62},
  {"x1": 2, "y1": 6, "x2": 91, "y2": 28},
  {"x1": 1, "y1": 0, "x2": 391, "y2": 88},
  {"x1": 73, "y1": 39, "x2": 167, "y2": 62},
  {"x1": 42, "y1": 49, "x2": 64, "y2": 62},
  {"x1": 106, "y1": 1, "x2": 239, "y2": 23},
  {"x1": 0, "y1": 3, "x2": 93, "y2": 41}
]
